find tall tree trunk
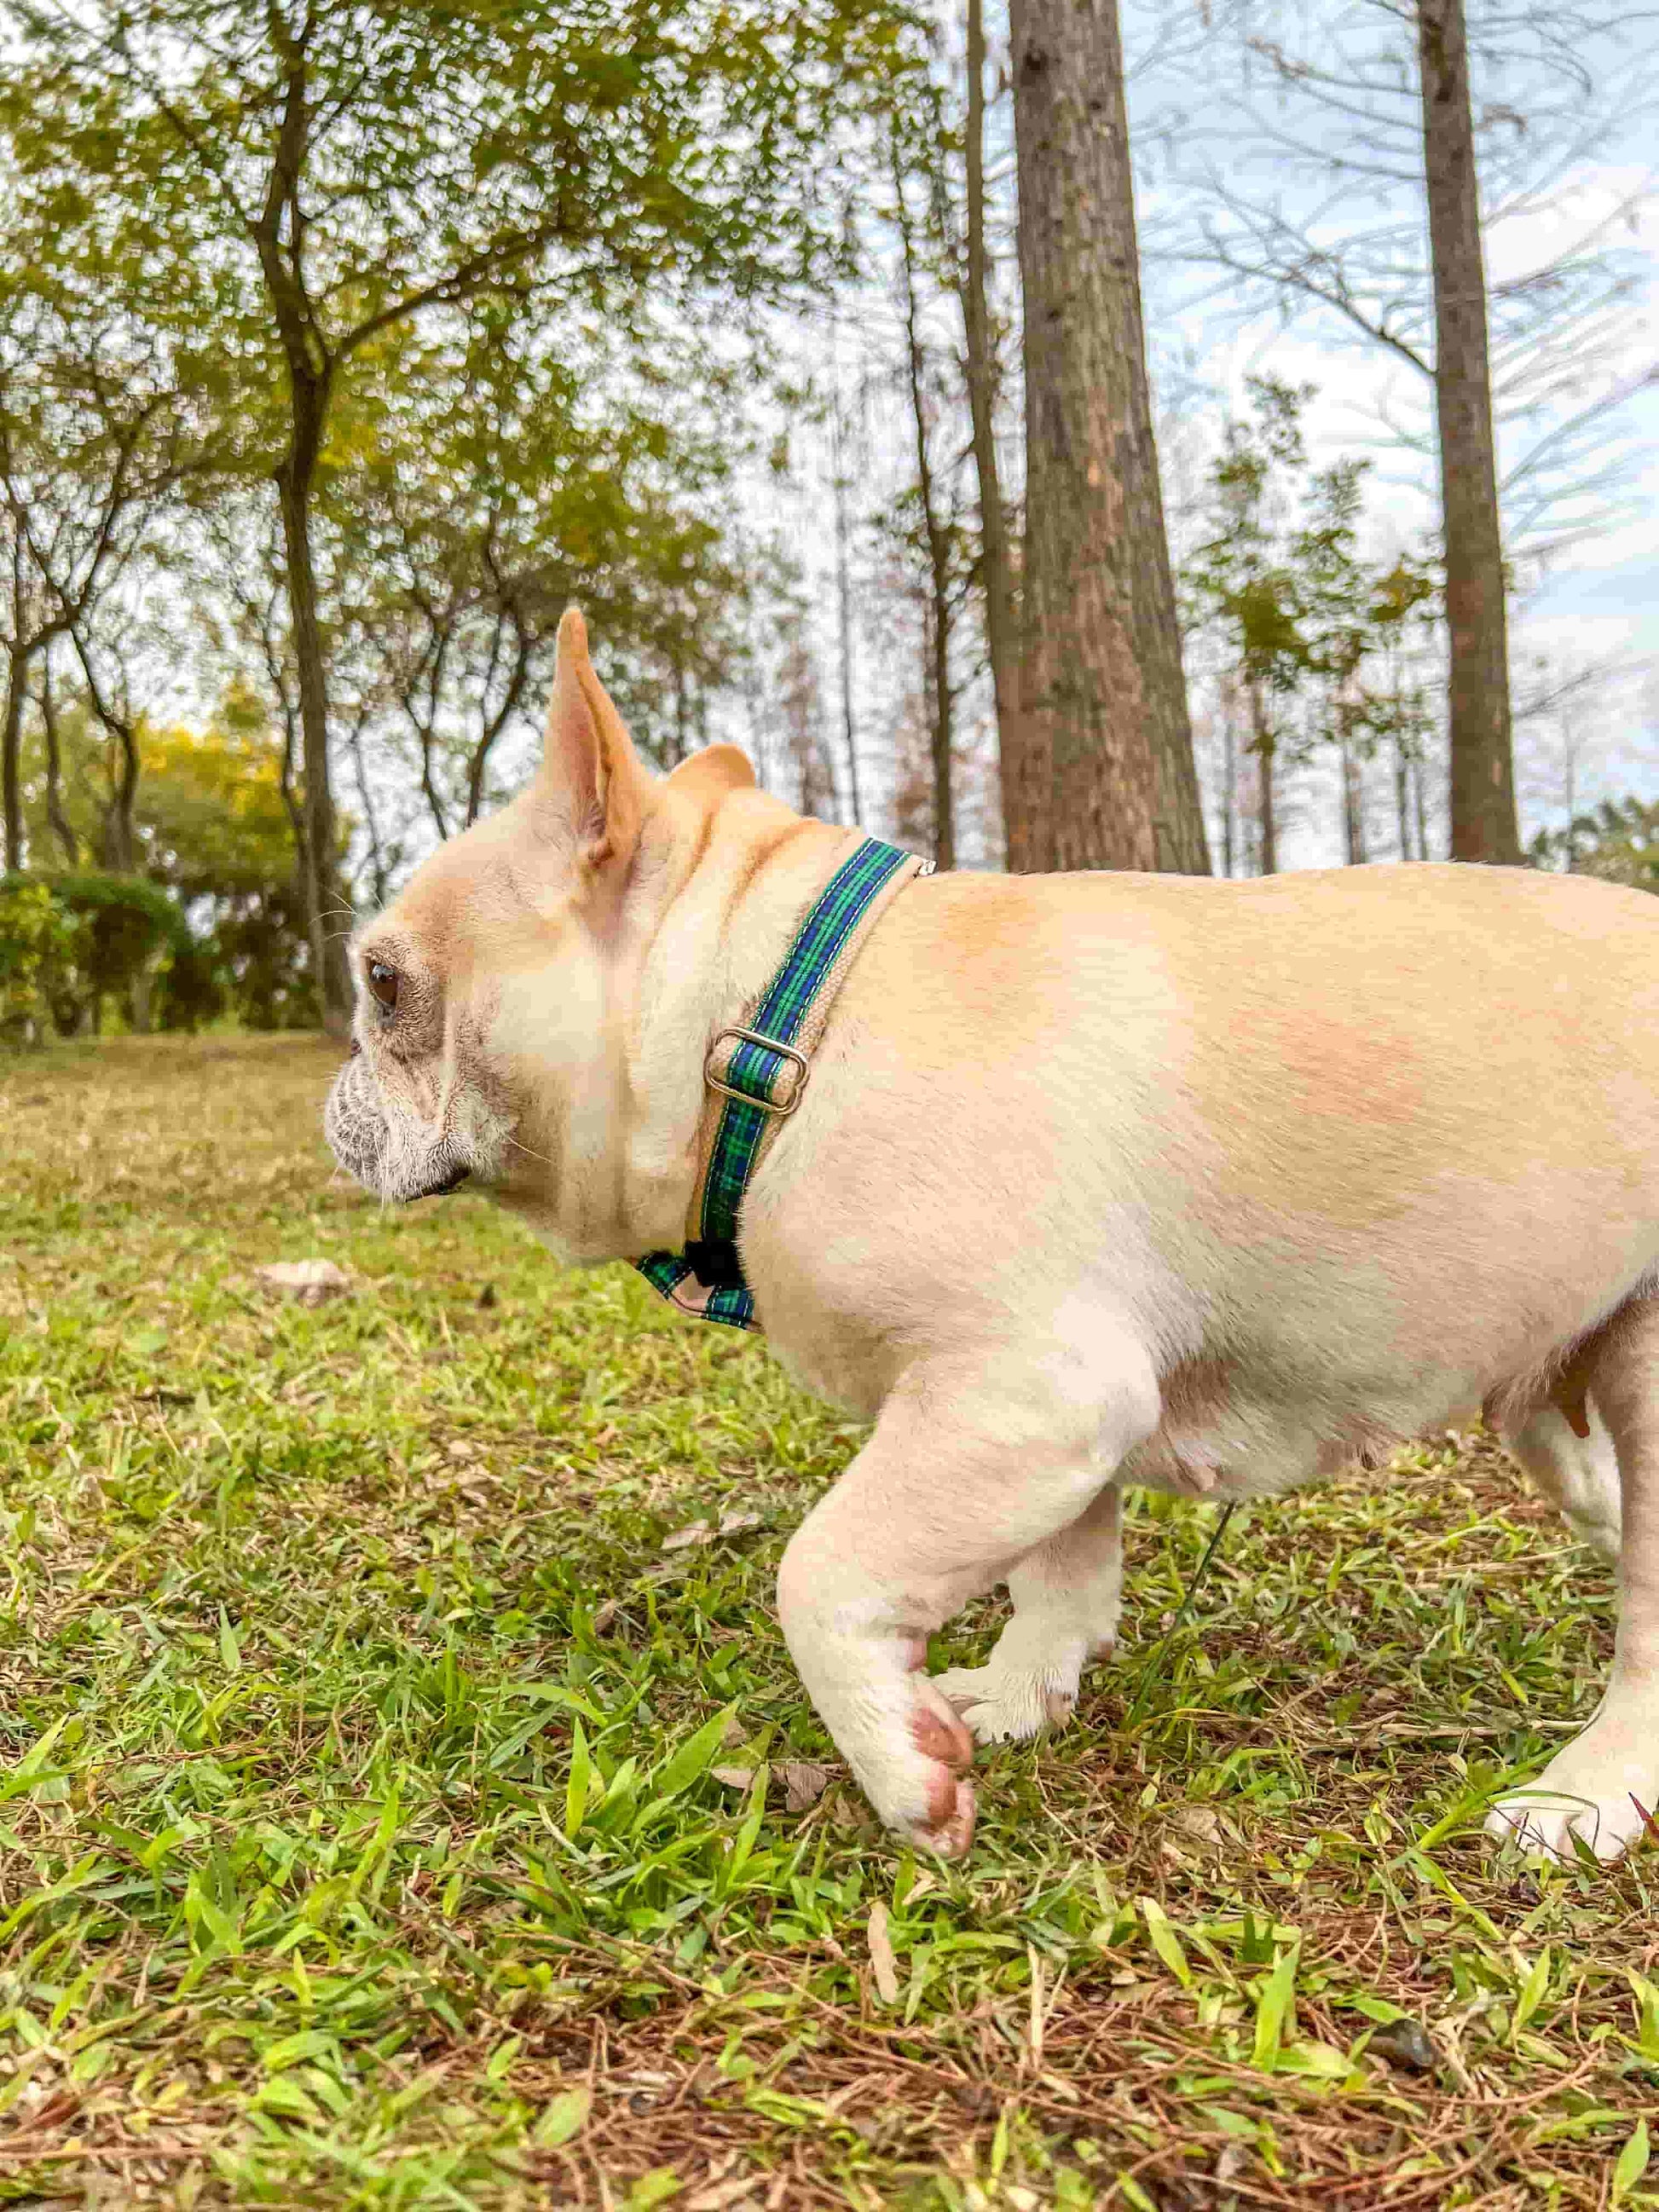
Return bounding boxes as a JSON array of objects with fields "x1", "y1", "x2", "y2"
[
  {"x1": 38, "y1": 660, "x2": 78, "y2": 865},
  {"x1": 1413, "y1": 748, "x2": 1431, "y2": 863},
  {"x1": 70, "y1": 629, "x2": 139, "y2": 870},
  {"x1": 1009, "y1": 0, "x2": 1209, "y2": 875},
  {"x1": 1248, "y1": 679, "x2": 1276, "y2": 875},
  {"x1": 830, "y1": 390, "x2": 863, "y2": 827},
  {"x1": 2, "y1": 654, "x2": 25, "y2": 873},
  {"x1": 98, "y1": 718, "x2": 138, "y2": 872},
  {"x1": 1416, "y1": 0, "x2": 1521, "y2": 867},
  {"x1": 276, "y1": 390, "x2": 351, "y2": 1033},
  {"x1": 349, "y1": 713, "x2": 391, "y2": 909},
  {"x1": 257, "y1": 43, "x2": 352, "y2": 1033},
  {"x1": 962, "y1": 0, "x2": 1020, "y2": 866},
  {"x1": 894, "y1": 142, "x2": 956, "y2": 872},
  {"x1": 1341, "y1": 740, "x2": 1367, "y2": 863},
  {"x1": 1395, "y1": 732, "x2": 1414, "y2": 860},
  {"x1": 1221, "y1": 677, "x2": 1237, "y2": 878}
]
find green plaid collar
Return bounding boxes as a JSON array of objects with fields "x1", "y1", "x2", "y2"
[{"x1": 637, "y1": 836, "x2": 928, "y2": 1331}]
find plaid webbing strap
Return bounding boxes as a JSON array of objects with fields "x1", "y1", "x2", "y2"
[{"x1": 636, "y1": 835, "x2": 929, "y2": 1331}]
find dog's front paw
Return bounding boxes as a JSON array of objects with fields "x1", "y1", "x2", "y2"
[
  {"x1": 892, "y1": 1674, "x2": 979, "y2": 1857},
  {"x1": 1485, "y1": 1738, "x2": 1659, "y2": 1864},
  {"x1": 933, "y1": 1662, "x2": 1075, "y2": 1744}
]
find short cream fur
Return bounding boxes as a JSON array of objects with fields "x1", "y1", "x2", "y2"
[{"x1": 326, "y1": 609, "x2": 1659, "y2": 1864}]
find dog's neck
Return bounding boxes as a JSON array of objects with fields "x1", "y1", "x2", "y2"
[{"x1": 511, "y1": 788, "x2": 848, "y2": 1266}]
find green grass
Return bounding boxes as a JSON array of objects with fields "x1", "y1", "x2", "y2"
[{"x1": 2, "y1": 1034, "x2": 1656, "y2": 2211}]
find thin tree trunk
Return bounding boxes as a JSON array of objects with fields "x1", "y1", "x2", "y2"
[
  {"x1": 893, "y1": 144, "x2": 955, "y2": 871},
  {"x1": 100, "y1": 719, "x2": 139, "y2": 872},
  {"x1": 1416, "y1": 0, "x2": 1521, "y2": 867},
  {"x1": 830, "y1": 389, "x2": 863, "y2": 827},
  {"x1": 962, "y1": 0, "x2": 1020, "y2": 866},
  {"x1": 1009, "y1": 0, "x2": 1209, "y2": 875},
  {"x1": 277, "y1": 421, "x2": 350, "y2": 1031},
  {"x1": 1395, "y1": 733, "x2": 1414, "y2": 860},
  {"x1": 464, "y1": 624, "x2": 533, "y2": 828},
  {"x1": 1221, "y1": 678, "x2": 1237, "y2": 878},
  {"x1": 2, "y1": 653, "x2": 25, "y2": 873},
  {"x1": 1249, "y1": 679, "x2": 1276, "y2": 875},
  {"x1": 348, "y1": 711, "x2": 391, "y2": 910},
  {"x1": 38, "y1": 660, "x2": 78, "y2": 865},
  {"x1": 1341, "y1": 740, "x2": 1367, "y2": 864},
  {"x1": 1414, "y1": 749, "x2": 1431, "y2": 863},
  {"x1": 70, "y1": 631, "x2": 138, "y2": 871},
  {"x1": 257, "y1": 44, "x2": 352, "y2": 1032}
]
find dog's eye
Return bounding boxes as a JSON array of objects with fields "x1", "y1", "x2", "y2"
[{"x1": 367, "y1": 961, "x2": 400, "y2": 1014}]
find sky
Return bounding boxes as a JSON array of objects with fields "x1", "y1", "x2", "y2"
[{"x1": 1117, "y1": 0, "x2": 1658, "y2": 857}]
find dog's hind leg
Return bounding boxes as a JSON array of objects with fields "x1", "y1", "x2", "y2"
[
  {"x1": 1488, "y1": 1298, "x2": 1659, "y2": 1863},
  {"x1": 776, "y1": 1331, "x2": 1159, "y2": 1857},
  {"x1": 931, "y1": 1484, "x2": 1122, "y2": 1744},
  {"x1": 1500, "y1": 1401, "x2": 1622, "y2": 1562}
]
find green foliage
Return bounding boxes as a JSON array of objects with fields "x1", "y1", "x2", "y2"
[
  {"x1": 0, "y1": 879, "x2": 79, "y2": 1038},
  {"x1": 1185, "y1": 379, "x2": 1439, "y2": 771},
  {"x1": 1530, "y1": 797, "x2": 1659, "y2": 892},
  {"x1": 139, "y1": 710, "x2": 319, "y2": 1030},
  {"x1": 0, "y1": 869, "x2": 197, "y2": 1041}
]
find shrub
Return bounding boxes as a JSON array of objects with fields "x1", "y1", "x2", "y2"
[{"x1": 0, "y1": 872, "x2": 213, "y2": 1040}]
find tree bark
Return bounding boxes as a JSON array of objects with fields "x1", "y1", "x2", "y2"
[
  {"x1": 831, "y1": 389, "x2": 863, "y2": 827},
  {"x1": 1416, "y1": 0, "x2": 1522, "y2": 866},
  {"x1": 893, "y1": 146, "x2": 955, "y2": 872},
  {"x1": 257, "y1": 41, "x2": 352, "y2": 1033},
  {"x1": 2, "y1": 654, "x2": 25, "y2": 873},
  {"x1": 38, "y1": 660, "x2": 78, "y2": 864},
  {"x1": 1248, "y1": 679, "x2": 1276, "y2": 875},
  {"x1": 1009, "y1": 0, "x2": 1209, "y2": 875},
  {"x1": 276, "y1": 384, "x2": 352, "y2": 1031},
  {"x1": 1341, "y1": 739, "x2": 1367, "y2": 864},
  {"x1": 962, "y1": 0, "x2": 1020, "y2": 865}
]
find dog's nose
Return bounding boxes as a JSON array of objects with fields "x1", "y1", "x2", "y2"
[{"x1": 418, "y1": 1166, "x2": 471, "y2": 1198}]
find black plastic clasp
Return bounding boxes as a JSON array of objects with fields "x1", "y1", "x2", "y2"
[{"x1": 685, "y1": 1238, "x2": 745, "y2": 1291}]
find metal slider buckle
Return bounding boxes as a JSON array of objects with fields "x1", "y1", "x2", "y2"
[{"x1": 703, "y1": 1025, "x2": 810, "y2": 1116}]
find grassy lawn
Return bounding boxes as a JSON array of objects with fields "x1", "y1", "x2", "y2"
[{"x1": 1, "y1": 1034, "x2": 1656, "y2": 2211}]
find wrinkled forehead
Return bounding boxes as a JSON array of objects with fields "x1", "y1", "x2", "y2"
[{"x1": 353, "y1": 811, "x2": 570, "y2": 996}]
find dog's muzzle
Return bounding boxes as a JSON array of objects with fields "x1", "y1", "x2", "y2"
[
  {"x1": 324, "y1": 1053, "x2": 389, "y2": 1192},
  {"x1": 325, "y1": 1051, "x2": 497, "y2": 1203}
]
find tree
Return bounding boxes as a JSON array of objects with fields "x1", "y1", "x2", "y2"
[
  {"x1": 1531, "y1": 798, "x2": 1659, "y2": 893},
  {"x1": 0, "y1": 297, "x2": 205, "y2": 873},
  {"x1": 340, "y1": 328, "x2": 743, "y2": 843},
  {"x1": 4, "y1": 0, "x2": 926, "y2": 1029},
  {"x1": 1188, "y1": 380, "x2": 1448, "y2": 874},
  {"x1": 1164, "y1": 3, "x2": 1652, "y2": 866},
  {"x1": 1185, "y1": 385, "x2": 1315, "y2": 875},
  {"x1": 1009, "y1": 0, "x2": 1209, "y2": 875},
  {"x1": 960, "y1": 0, "x2": 1020, "y2": 853},
  {"x1": 890, "y1": 123, "x2": 968, "y2": 872},
  {"x1": 1416, "y1": 0, "x2": 1519, "y2": 863}
]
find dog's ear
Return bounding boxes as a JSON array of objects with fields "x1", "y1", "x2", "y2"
[
  {"x1": 664, "y1": 744, "x2": 755, "y2": 806},
  {"x1": 538, "y1": 608, "x2": 649, "y2": 873}
]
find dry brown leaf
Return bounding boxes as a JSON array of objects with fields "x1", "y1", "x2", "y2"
[
  {"x1": 867, "y1": 1901, "x2": 899, "y2": 2007},
  {"x1": 1168, "y1": 1805, "x2": 1227, "y2": 1851},
  {"x1": 712, "y1": 1765, "x2": 760, "y2": 1792},
  {"x1": 253, "y1": 1259, "x2": 350, "y2": 1307},
  {"x1": 717, "y1": 1510, "x2": 762, "y2": 1537},
  {"x1": 720, "y1": 1714, "x2": 747, "y2": 1749},
  {"x1": 661, "y1": 1522, "x2": 714, "y2": 1553},
  {"x1": 777, "y1": 1761, "x2": 830, "y2": 1812}
]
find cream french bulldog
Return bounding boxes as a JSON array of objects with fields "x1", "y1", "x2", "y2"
[{"x1": 327, "y1": 609, "x2": 1659, "y2": 1864}]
